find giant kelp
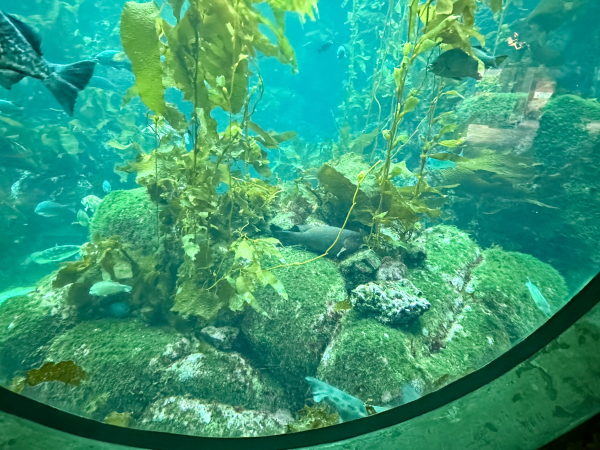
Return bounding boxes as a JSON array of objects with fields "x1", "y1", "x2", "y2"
[{"x1": 118, "y1": 0, "x2": 317, "y2": 322}]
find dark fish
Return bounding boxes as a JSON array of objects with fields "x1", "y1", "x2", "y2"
[
  {"x1": 472, "y1": 46, "x2": 508, "y2": 69},
  {"x1": 94, "y1": 50, "x2": 132, "y2": 72},
  {"x1": 274, "y1": 225, "x2": 363, "y2": 258},
  {"x1": 429, "y1": 48, "x2": 481, "y2": 80},
  {"x1": 0, "y1": 10, "x2": 96, "y2": 116},
  {"x1": 337, "y1": 46, "x2": 346, "y2": 60},
  {"x1": 317, "y1": 41, "x2": 333, "y2": 53}
]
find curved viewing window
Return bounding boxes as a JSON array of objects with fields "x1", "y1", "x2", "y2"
[{"x1": 0, "y1": 0, "x2": 599, "y2": 444}]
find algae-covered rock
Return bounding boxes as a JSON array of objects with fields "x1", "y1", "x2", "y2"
[
  {"x1": 161, "y1": 350, "x2": 288, "y2": 411},
  {"x1": 351, "y1": 280, "x2": 430, "y2": 326},
  {"x1": 89, "y1": 188, "x2": 158, "y2": 254},
  {"x1": 468, "y1": 248, "x2": 568, "y2": 342},
  {"x1": 377, "y1": 257, "x2": 408, "y2": 281},
  {"x1": 316, "y1": 225, "x2": 567, "y2": 406},
  {"x1": 241, "y1": 247, "x2": 347, "y2": 403},
  {"x1": 23, "y1": 319, "x2": 287, "y2": 419},
  {"x1": 339, "y1": 249, "x2": 381, "y2": 290},
  {"x1": 0, "y1": 281, "x2": 76, "y2": 384},
  {"x1": 140, "y1": 397, "x2": 292, "y2": 437}
]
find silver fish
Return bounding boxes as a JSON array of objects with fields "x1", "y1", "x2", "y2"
[
  {"x1": 94, "y1": 50, "x2": 132, "y2": 72},
  {"x1": 81, "y1": 195, "x2": 102, "y2": 212},
  {"x1": 305, "y1": 377, "x2": 367, "y2": 422},
  {"x1": 526, "y1": 278, "x2": 552, "y2": 318},
  {"x1": 34, "y1": 200, "x2": 73, "y2": 217},
  {"x1": 90, "y1": 281, "x2": 132, "y2": 297},
  {"x1": 76, "y1": 209, "x2": 90, "y2": 227},
  {"x1": 0, "y1": 99, "x2": 22, "y2": 112},
  {"x1": 102, "y1": 180, "x2": 111, "y2": 193},
  {"x1": 30, "y1": 245, "x2": 81, "y2": 264},
  {"x1": 471, "y1": 46, "x2": 508, "y2": 69},
  {"x1": 0, "y1": 10, "x2": 96, "y2": 115}
]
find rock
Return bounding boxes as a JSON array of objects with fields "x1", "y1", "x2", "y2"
[
  {"x1": 316, "y1": 225, "x2": 567, "y2": 406},
  {"x1": 351, "y1": 280, "x2": 430, "y2": 326},
  {"x1": 161, "y1": 350, "x2": 287, "y2": 411},
  {"x1": 140, "y1": 397, "x2": 292, "y2": 437},
  {"x1": 200, "y1": 326, "x2": 239, "y2": 351},
  {"x1": 0, "y1": 279, "x2": 76, "y2": 385},
  {"x1": 339, "y1": 249, "x2": 381, "y2": 291},
  {"x1": 404, "y1": 245, "x2": 427, "y2": 268},
  {"x1": 241, "y1": 247, "x2": 347, "y2": 404},
  {"x1": 22, "y1": 318, "x2": 288, "y2": 420},
  {"x1": 376, "y1": 256, "x2": 407, "y2": 281},
  {"x1": 89, "y1": 188, "x2": 158, "y2": 255}
]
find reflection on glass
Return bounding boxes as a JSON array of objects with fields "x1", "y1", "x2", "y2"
[{"x1": 0, "y1": 0, "x2": 598, "y2": 439}]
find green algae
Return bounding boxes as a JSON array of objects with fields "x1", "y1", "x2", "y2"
[
  {"x1": 89, "y1": 188, "x2": 158, "y2": 254},
  {"x1": 241, "y1": 247, "x2": 347, "y2": 403}
]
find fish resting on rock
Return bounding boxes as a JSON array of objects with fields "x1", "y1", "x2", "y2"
[
  {"x1": 0, "y1": 10, "x2": 95, "y2": 115},
  {"x1": 274, "y1": 225, "x2": 363, "y2": 258}
]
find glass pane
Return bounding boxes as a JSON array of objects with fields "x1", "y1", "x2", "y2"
[{"x1": 0, "y1": 0, "x2": 598, "y2": 439}]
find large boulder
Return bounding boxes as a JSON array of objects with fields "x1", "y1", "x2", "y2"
[
  {"x1": 241, "y1": 247, "x2": 347, "y2": 404},
  {"x1": 315, "y1": 225, "x2": 567, "y2": 406},
  {"x1": 0, "y1": 280, "x2": 76, "y2": 385},
  {"x1": 22, "y1": 318, "x2": 288, "y2": 420},
  {"x1": 140, "y1": 397, "x2": 292, "y2": 437},
  {"x1": 89, "y1": 188, "x2": 158, "y2": 254}
]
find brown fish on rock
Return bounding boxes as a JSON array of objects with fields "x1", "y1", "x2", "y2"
[{"x1": 274, "y1": 225, "x2": 363, "y2": 258}]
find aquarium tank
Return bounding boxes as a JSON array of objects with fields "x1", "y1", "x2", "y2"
[{"x1": 0, "y1": 0, "x2": 599, "y2": 448}]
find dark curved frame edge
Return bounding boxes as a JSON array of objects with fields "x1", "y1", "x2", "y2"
[{"x1": 1, "y1": 273, "x2": 599, "y2": 450}]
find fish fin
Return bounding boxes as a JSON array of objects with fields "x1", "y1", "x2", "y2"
[
  {"x1": 6, "y1": 14, "x2": 43, "y2": 56},
  {"x1": 494, "y1": 55, "x2": 509, "y2": 67},
  {"x1": 0, "y1": 69, "x2": 26, "y2": 90},
  {"x1": 43, "y1": 61, "x2": 96, "y2": 116}
]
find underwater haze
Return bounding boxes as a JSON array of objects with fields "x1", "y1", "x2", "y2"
[{"x1": 0, "y1": 0, "x2": 599, "y2": 439}]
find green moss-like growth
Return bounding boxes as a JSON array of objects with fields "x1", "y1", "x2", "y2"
[
  {"x1": 470, "y1": 248, "x2": 568, "y2": 342},
  {"x1": 316, "y1": 225, "x2": 567, "y2": 405},
  {"x1": 141, "y1": 397, "x2": 290, "y2": 437},
  {"x1": 241, "y1": 247, "x2": 347, "y2": 404},
  {"x1": 89, "y1": 188, "x2": 158, "y2": 254},
  {"x1": 0, "y1": 283, "x2": 75, "y2": 385},
  {"x1": 453, "y1": 93, "x2": 528, "y2": 128}
]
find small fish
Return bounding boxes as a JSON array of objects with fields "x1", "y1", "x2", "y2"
[
  {"x1": 0, "y1": 99, "x2": 22, "y2": 112},
  {"x1": 30, "y1": 245, "x2": 81, "y2": 264},
  {"x1": 471, "y1": 46, "x2": 508, "y2": 69},
  {"x1": 0, "y1": 11, "x2": 96, "y2": 115},
  {"x1": 337, "y1": 45, "x2": 346, "y2": 60},
  {"x1": 108, "y1": 302, "x2": 131, "y2": 318},
  {"x1": 102, "y1": 180, "x2": 111, "y2": 193},
  {"x1": 89, "y1": 281, "x2": 132, "y2": 297},
  {"x1": 94, "y1": 50, "x2": 132, "y2": 72},
  {"x1": 89, "y1": 76, "x2": 119, "y2": 91},
  {"x1": 274, "y1": 225, "x2": 363, "y2": 258},
  {"x1": 317, "y1": 41, "x2": 333, "y2": 53},
  {"x1": 305, "y1": 377, "x2": 367, "y2": 422},
  {"x1": 0, "y1": 286, "x2": 35, "y2": 305},
  {"x1": 526, "y1": 278, "x2": 552, "y2": 318},
  {"x1": 81, "y1": 195, "x2": 102, "y2": 212},
  {"x1": 429, "y1": 48, "x2": 481, "y2": 80},
  {"x1": 34, "y1": 201, "x2": 73, "y2": 217},
  {"x1": 76, "y1": 209, "x2": 90, "y2": 227}
]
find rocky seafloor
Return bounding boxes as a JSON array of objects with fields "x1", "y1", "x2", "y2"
[{"x1": 0, "y1": 189, "x2": 569, "y2": 437}]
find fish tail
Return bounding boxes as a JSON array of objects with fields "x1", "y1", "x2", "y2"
[{"x1": 43, "y1": 60, "x2": 96, "y2": 116}]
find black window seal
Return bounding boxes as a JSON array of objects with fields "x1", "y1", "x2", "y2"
[{"x1": 0, "y1": 273, "x2": 599, "y2": 450}]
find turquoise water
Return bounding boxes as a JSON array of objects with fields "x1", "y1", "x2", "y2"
[{"x1": 0, "y1": 0, "x2": 599, "y2": 440}]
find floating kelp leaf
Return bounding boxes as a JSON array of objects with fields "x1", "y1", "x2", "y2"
[
  {"x1": 436, "y1": 0, "x2": 454, "y2": 15},
  {"x1": 288, "y1": 405, "x2": 340, "y2": 433},
  {"x1": 59, "y1": 131, "x2": 80, "y2": 155},
  {"x1": 26, "y1": 361, "x2": 87, "y2": 387},
  {"x1": 428, "y1": 152, "x2": 469, "y2": 162},
  {"x1": 121, "y1": 1, "x2": 166, "y2": 115},
  {"x1": 30, "y1": 245, "x2": 81, "y2": 264},
  {"x1": 107, "y1": 140, "x2": 133, "y2": 151},
  {"x1": 182, "y1": 234, "x2": 200, "y2": 261},
  {"x1": 171, "y1": 283, "x2": 226, "y2": 320},
  {"x1": 168, "y1": 0, "x2": 186, "y2": 21},
  {"x1": 103, "y1": 411, "x2": 132, "y2": 427}
]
